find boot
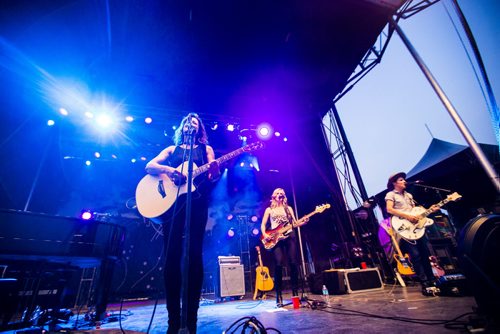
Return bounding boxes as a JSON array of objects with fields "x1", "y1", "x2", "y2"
[{"x1": 276, "y1": 292, "x2": 283, "y2": 308}]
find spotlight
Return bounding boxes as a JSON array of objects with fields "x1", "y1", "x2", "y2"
[
  {"x1": 256, "y1": 123, "x2": 273, "y2": 141},
  {"x1": 59, "y1": 108, "x2": 68, "y2": 116},
  {"x1": 250, "y1": 215, "x2": 259, "y2": 223},
  {"x1": 131, "y1": 158, "x2": 137, "y2": 163},
  {"x1": 227, "y1": 214, "x2": 234, "y2": 221},
  {"x1": 227, "y1": 124, "x2": 235, "y2": 132},
  {"x1": 84, "y1": 111, "x2": 94, "y2": 119},
  {"x1": 47, "y1": 120, "x2": 55, "y2": 126},
  {"x1": 80, "y1": 210, "x2": 94, "y2": 220},
  {"x1": 274, "y1": 131, "x2": 281, "y2": 137},
  {"x1": 125, "y1": 115, "x2": 134, "y2": 122},
  {"x1": 85, "y1": 160, "x2": 91, "y2": 166},
  {"x1": 96, "y1": 114, "x2": 113, "y2": 128},
  {"x1": 251, "y1": 228, "x2": 260, "y2": 236},
  {"x1": 94, "y1": 152, "x2": 101, "y2": 158},
  {"x1": 227, "y1": 228, "x2": 235, "y2": 238},
  {"x1": 145, "y1": 117, "x2": 153, "y2": 124}
]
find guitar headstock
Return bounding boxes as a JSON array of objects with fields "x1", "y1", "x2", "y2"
[
  {"x1": 243, "y1": 141, "x2": 264, "y2": 152},
  {"x1": 314, "y1": 204, "x2": 331, "y2": 213},
  {"x1": 255, "y1": 245, "x2": 261, "y2": 253},
  {"x1": 447, "y1": 192, "x2": 462, "y2": 202}
]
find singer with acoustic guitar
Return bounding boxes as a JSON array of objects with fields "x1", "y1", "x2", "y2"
[
  {"x1": 385, "y1": 172, "x2": 441, "y2": 296},
  {"x1": 144, "y1": 113, "x2": 220, "y2": 334},
  {"x1": 260, "y1": 188, "x2": 300, "y2": 308}
]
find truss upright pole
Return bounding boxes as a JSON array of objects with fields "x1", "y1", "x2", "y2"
[{"x1": 390, "y1": 17, "x2": 500, "y2": 194}]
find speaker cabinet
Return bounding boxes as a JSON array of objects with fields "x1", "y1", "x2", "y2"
[
  {"x1": 311, "y1": 268, "x2": 383, "y2": 295},
  {"x1": 217, "y1": 264, "x2": 245, "y2": 298},
  {"x1": 344, "y1": 268, "x2": 383, "y2": 293}
]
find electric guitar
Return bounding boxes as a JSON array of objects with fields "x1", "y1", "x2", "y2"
[
  {"x1": 135, "y1": 141, "x2": 263, "y2": 220},
  {"x1": 253, "y1": 246, "x2": 274, "y2": 300},
  {"x1": 380, "y1": 223, "x2": 415, "y2": 276},
  {"x1": 391, "y1": 192, "x2": 461, "y2": 241},
  {"x1": 260, "y1": 204, "x2": 330, "y2": 250}
]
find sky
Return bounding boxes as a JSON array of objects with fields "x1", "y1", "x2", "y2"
[{"x1": 331, "y1": 0, "x2": 499, "y2": 204}]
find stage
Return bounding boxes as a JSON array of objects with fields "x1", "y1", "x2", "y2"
[{"x1": 56, "y1": 285, "x2": 480, "y2": 334}]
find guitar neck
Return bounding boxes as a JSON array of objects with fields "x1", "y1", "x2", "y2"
[
  {"x1": 257, "y1": 251, "x2": 264, "y2": 267},
  {"x1": 293, "y1": 211, "x2": 319, "y2": 228},
  {"x1": 420, "y1": 197, "x2": 452, "y2": 218},
  {"x1": 193, "y1": 146, "x2": 250, "y2": 178}
]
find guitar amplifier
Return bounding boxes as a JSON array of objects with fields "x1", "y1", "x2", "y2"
[
  {"x1": 217, "y1": 264, "x2": 245, "y2": 298},
  {"x1": 218, "y1": 256, "x2": 241, "y2": 265}
]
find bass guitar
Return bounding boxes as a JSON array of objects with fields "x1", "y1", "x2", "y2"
[
  {"x1": 391, "y1": 192, "x2": 461, "y2": 241},
  {"x1": 260, "y1": 204, "x2": 330, "y2": 250},
  {"x1": 253, "y1": 246, "x2": 274, "y2": 300},
  {"x1": 380, "y1": 223, "x2": 415, "y2": 276},
  {"x1": 135, "y1": 141, "x2": 263, "y2": 220}
]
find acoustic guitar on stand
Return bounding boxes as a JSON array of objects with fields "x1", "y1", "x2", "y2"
[
  {"x1": 391, "y1": 192, "x2": 462, "y2": 241},
  {"x1": 260, "y1": 204, "x2": 330, "y2": 250},
  {"x1": 253, "y1": 246, "x2": 274, "y2": 300}
]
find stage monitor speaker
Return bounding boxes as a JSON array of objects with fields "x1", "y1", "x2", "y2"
[
  {"x1": 217, "y1": 264, "x2": 245, "y2": 298},
  {"x1": 310, "y1": 268, "x2": 383, "y2": 295},
  {"x1": 458, "y1": 214, "x2": 500, "y2": 321},
  {"x1": 344, "y1": 268, "x2": 383, "y2": 293}
]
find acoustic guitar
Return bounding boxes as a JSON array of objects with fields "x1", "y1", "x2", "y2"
[
  {"x1": 253, "y1": 246, "x2": 274, "y2": 300},
  {"x1": 135, "y1": 141, "x2": 263, "y2": 220}
]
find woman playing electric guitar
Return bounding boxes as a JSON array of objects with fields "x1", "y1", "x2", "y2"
[{"x1": 260, "y1": 188, "x2": 299, "y2": 308}]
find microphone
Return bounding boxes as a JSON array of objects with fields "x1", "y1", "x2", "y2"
[{"x1": 406, "y1": 180, "x2": 424, "y2": 185}]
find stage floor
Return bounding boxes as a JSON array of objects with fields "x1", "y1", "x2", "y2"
[{"x1": 58, "y1": 284, "x2": 482, "y2": 334}]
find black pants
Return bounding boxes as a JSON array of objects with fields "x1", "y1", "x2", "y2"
[
  {"x1": 273, "y1": 231, "x2": 299, "y2": 295},
  {"x1": 399, "y1": 236, "x2": 434, "y2": 285},
  {"x1": 162, "y1": 196, "x2": 208, "y2": 334}
]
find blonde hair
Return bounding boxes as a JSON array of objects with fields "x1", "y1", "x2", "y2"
[{"x1": 270, "y1": 188, "x2": 288, "y2": 208}]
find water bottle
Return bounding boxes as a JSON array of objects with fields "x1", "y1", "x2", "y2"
[{"x1": 322, "y1": 285, "x2": 330, "y2": 306}]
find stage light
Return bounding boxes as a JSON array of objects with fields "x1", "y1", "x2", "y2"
[
  {"x1": 47, "y1": 120, "x2": 55, "y2": 126},
  {"x1": 283, "y1": 137, "x2": 288, "y2": 142},
  {"x1": 251, "y1": 228, "x2": 260, "y2": 236},
  {"x1": 85, "y1": 160, "x2": 91, "y2": 166},
  {"x1": 227, "y1": 124, "x2": 235, "y2": 132},
  {"x1": 227, "y1": 214, "x2": 234, "y2": 221},
  {"x1": 94, "y1": 152, "x2": 101, "y2": 158},
  {"x1": 140, "y1": 156, "x2": 147, "y2": 161},
  {"x1": 59, "y1": 107, "x2": 68, "y2": 116},
  {"x1": 250, "y1": 215, "x2": 259, "y2": 223},
  {"x1": 211, "y1": 123, "x2": 218, "y2": 130},
  {"x1": 227, "y1": 228, "x2": 236, "y2": 238},
  {"x1": 145, "y1": 117, "x2": 153, "y2": 124},
  {"x1": 125, "y1": 115, "x2": 134, "y2": 122},
  {"x1": 96, "y1": 114, "x2": 113, "y2": 128},
  {"x1": 274, "y1": 131, "x2": 281, "y2": 137},
  {"x1": 85, "y1": 111, "x2": 94, "y2": 119},
  {"x1": 80, "y1": 210, "x2": 93, "y2": 220},
  {"x1": 131, "y1": 158, "x2": 137, "y2": 163},
  {"x1": 256, "y1": 123, "x2": 273, "y2": 140}
]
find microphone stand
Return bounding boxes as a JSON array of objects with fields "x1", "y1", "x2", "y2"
[
  {"x1": 179, "y1": 124, "x2": 196, "y2": 334},
  {"x1": 412, "y1": 183, "x2": 452, "y2": 193}
]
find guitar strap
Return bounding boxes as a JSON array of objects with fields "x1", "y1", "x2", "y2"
[{"x1": 284, "y1": 205, "x2": 295, "y2": 230}]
